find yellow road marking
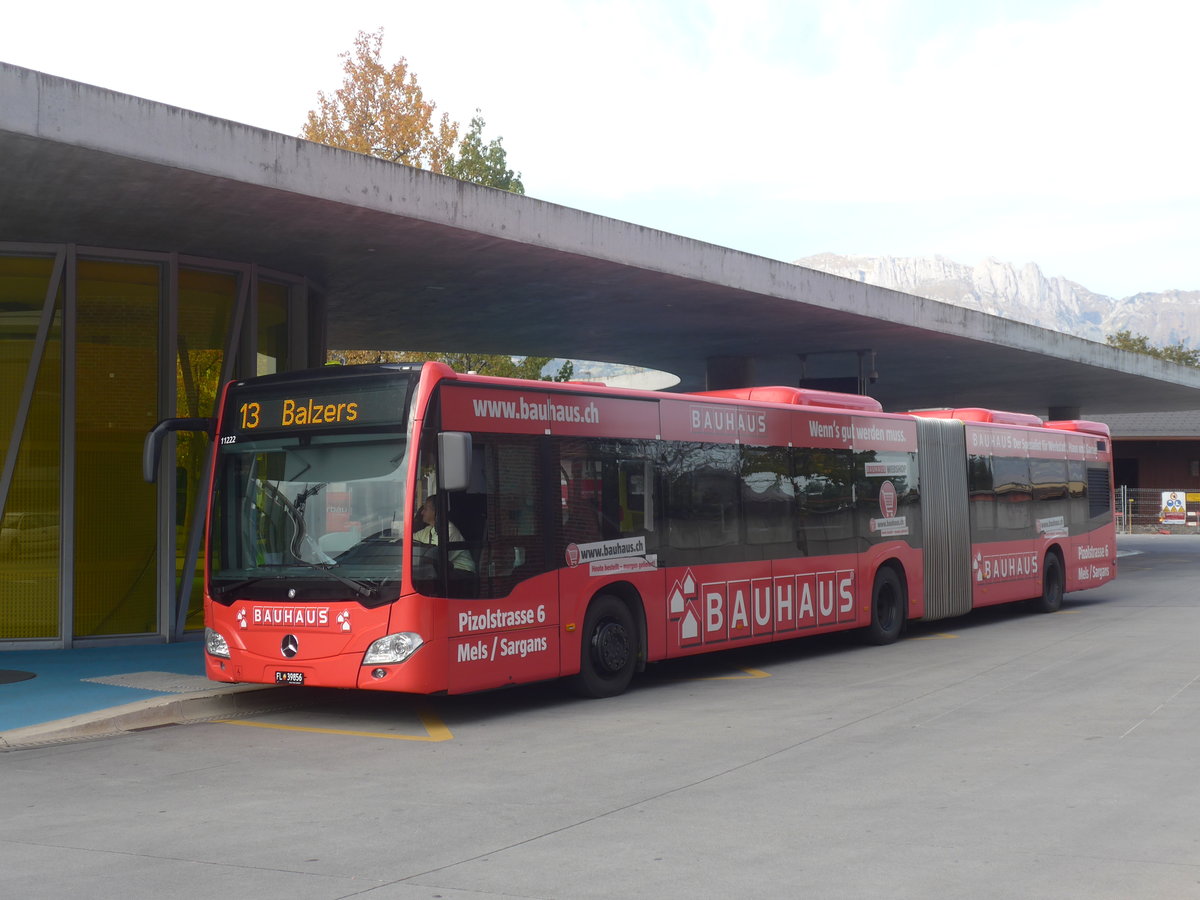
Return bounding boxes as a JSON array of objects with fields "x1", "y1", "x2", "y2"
[
  {"x1": 213, "y1": 704, "x2": 453, "y2": 742},
  {"x1": 692, "y1": 667, "x2": 771, "y2": 681}
]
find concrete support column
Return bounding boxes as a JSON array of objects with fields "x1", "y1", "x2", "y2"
[
  {"x1": 1048, "y1": 406, "x2": 1081, "y2": 421},
  {"x1": 706, "y1": 356, "x2": 754, "y2": 391}
]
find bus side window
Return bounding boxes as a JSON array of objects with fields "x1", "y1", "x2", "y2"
[
  {"x1": 968, "y1": 453, "x2": 996, "y2": 541},
  {"x1": 1031, "y1": 456, "x2": 1069, "y2": 535},
  {"x1": 1067, "y1": 458, "x2": 1087, "y2": 527},
  {"x1": 853, "y1": 449, "x2": 920, "y2": 547},
  {"x1": 741, "y1": 446, "x2": 795, "y2": 557},
  {"x1": 795, "y1": 448, "x2": 854, "y2": 557},
  {"x1": 617, "y1": 458, "x2": 655, "y2": 542},
  {"x1": 557, "y1": 439, "x2": 658, "y2": 551},
  {"x1": 477, "y1": 436, "x2": 548, "y2": 598},
  {"x1": 663, "y1": 441, "x2": 741, "y2": 564},
  {"x1": 993, "y1": 455, "x2": 1033, "y2": 535},
  {"x1": 560, "y1": 452, "x2": 604, "y2": 546}
]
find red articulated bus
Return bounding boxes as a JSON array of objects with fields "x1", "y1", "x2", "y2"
[{"x1": 145, "y1": 362, "x2": 1117, "y2": 698}]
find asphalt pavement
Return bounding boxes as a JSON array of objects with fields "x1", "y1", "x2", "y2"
[
  {"x1": 0, "y1": 534, "x2": 1153, "y2": 751},
  {"x1": 5, "y1": 533, "x2": 1198, "y2": 900}
]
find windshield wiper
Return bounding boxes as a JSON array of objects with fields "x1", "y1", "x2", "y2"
[
  {"x1": 212, "y1": 566, "x2": 290, "y2": 599},
  {"x1": 213, "y1": 562, "x2": 377, "y2": 601},
  {"x1": 289, "y1": 558, "x2": 377, "y2": 599}
]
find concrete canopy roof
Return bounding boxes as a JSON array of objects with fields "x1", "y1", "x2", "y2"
[{"x1": 4, "y1": 61, "x2": 1200, "y2": 416}]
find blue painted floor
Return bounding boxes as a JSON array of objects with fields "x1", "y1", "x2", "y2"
[{"x1": 0, "y1": 642, "x2": 209, "y2": 732}]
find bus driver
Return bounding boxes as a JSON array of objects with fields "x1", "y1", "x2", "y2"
[{"x1": 413, "y1": 494, "x2": 476, "y2": 573}]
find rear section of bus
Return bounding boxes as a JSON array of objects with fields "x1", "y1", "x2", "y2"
[{"x1": 910, "y1": 408, "x2": 1115, "y2": 619}]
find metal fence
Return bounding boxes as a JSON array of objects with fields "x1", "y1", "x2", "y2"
[{"x1": 1115, "y1": 486, "x2": 1200, "y2": 533}]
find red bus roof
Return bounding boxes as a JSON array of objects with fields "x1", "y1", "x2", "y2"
[
  {"x1": 908, "y1": 407, "x2": 1045, "y2": 427},
  {"x1": 441, "y1": 368, "x2": 887, "y2": 413},
  {"x1": 436, "y1": 367, "x2": 1102, "y2": 435},
  {"x1": 1044, "y1": 419, "x2": 1111, "y2": 437},
  {"x1": 691, "y1": 386, "x2": 883, "y2": 412}
]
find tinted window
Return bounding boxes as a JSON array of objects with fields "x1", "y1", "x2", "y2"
[
  {"x1": 795, "y1": 448, "x2": 854, "y2": 556},
  {"x1": 662, "y1": 442, "x2": 741, "y2": 564},
  {"x1": 741, "y1": 447, "x2": 795, "y2": 556}
]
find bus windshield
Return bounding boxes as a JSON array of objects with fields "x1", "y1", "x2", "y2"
[{"x1": 209, "y1": 431, "x2": 411, "y2": 605}]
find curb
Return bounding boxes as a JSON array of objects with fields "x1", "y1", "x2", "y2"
[{"x1": 0, "y1": 684, "x2": 314, "y2": 750}]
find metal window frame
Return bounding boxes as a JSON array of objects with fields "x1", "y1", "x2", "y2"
[
  {"x1": 69, "y1": 248, "x2": 168, "y2": 645},
  {"x1": 169, "y1": 260, "x2": 309, "y2": 636},
  {"x1": 0, "y1": 242, "x2": 314, "y2": 648},
  {"x1": 0, "y1": 248, "x2": 65, "y2": 523},
  {"x1": 61, "y1": 246, "x2": 77, "y2": 645},
  {"x1": 166, "y1": 256, "x2": 252, "y2": 640},
  {"x1": 159, "y1": 254, "x2": 181, "y2": 640},
  {"x1": 0, "y1": 247, "x2": 67, "y2": 648},
  {"x1": 171, "y1": 265, "x2": 251, "y2": 639}
]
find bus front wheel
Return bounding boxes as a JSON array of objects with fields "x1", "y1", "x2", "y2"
[
  {"x1": 569, "y1": 594, "x2": 637, "y2": 698},
  {"x1": 864, "y1": 567, "x2": 905, "y2": 645}
]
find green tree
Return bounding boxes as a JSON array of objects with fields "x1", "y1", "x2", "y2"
[
  {"x1": 443, "y1": 112, "x2": 525, "y2": 194},
  {"x1": 1105, "y1": 329, "x2": 1200, "y2": 366},
  {"x1": 301, "y1": 28, "x2": 458, "y2": 172},
  {"x1": 302, "y1": 29, "x2": 525, "y2": 196},
  {"x1": 309, "y1": 31, "x2": 533, "y2": 372},
  {"x1": 330, "y1": 349, "x2": 573, "y2": 381},
  {"x1": 551, "y1": 359, "x2": 574, "y2": 382}
]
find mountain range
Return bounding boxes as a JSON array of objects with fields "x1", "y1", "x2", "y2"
[{"x1": 795, "y1": 253, "x2": 1200, "y2": 349}]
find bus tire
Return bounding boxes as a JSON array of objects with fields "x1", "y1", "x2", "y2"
[
  {"x1": 864, "y1": 566, "x2": 905, "y2": 645},
  {"x1": 568, "y1": 594, "x2": 637, "y2": 698},
  {"x1": 1033, "y1": 552, "x2": 1064, "y2": 614}
]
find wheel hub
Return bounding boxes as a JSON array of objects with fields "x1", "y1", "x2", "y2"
[{"x1": 593, "y1": 621, "x2": 630, "y2": 673}]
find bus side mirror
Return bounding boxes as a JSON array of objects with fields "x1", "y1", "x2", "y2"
[
  {"x1": 143, "y1": 417, "x2": 214, "y2": 483},
  {"x1": 438, "y1": 431, "x2": 472, "y2": 492}
]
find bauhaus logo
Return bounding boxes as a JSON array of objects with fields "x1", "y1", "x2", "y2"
[
  {"x1": 973, "y1": 551, "x2": 1038, "y2": 583},
  {"x1": 667, "y1": 566, "x2": 855, "y2": 649}
]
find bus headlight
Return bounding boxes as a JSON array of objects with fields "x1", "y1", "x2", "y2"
[
  {"x1": 363, "y1": 632, "x2": 424, "y2": 665},
  {"x1": 206, "y1": 627, "x2": 231, "y2": 659}
]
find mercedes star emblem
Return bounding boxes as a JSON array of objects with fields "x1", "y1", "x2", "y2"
[{"x1": 281, "y1": 634, "x2": 299, "y2": 658}]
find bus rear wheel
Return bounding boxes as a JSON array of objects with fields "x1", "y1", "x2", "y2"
[
  {"x1": 569, "y1": 594, "x2": 637, "y2": 698},
  {"x1": 1033, "y1": 552, "x2": 1064, "y2": 613},
  {"x1": 864, "y1": 567, "x2": 905, "y2": 645}
]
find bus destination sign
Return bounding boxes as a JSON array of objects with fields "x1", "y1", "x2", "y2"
[{"x1": 226, "y1": 385, "x2": 404, "y2": 435}]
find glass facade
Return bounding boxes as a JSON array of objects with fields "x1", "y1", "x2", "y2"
[
  {"x1": 74, "y1": 259, "x2": 162, "y2": 636},
  {"x1": 0, "y1": 246, "x2": 306, "y2": 646},
  {"x1": 176, "y1": 268, "x2": 238, "y2": 632},
  {"x1": 0, "y1": 256, "x2": 62, "y2": 639},
  {"x1": 257, "y1": 280, "x2": 291, "y2": 376}
]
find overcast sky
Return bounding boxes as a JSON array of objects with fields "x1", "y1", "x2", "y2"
[{"x1": 4, "y1": 0, "x2": 1197, "y2": 298}]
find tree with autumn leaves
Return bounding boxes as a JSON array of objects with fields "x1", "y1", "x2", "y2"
[
  {"x1": 334, "y1": 350, "x2": 573, "y2": 381},
  {"x1": 306, "y1": 29, "x2": 561, "y2": 376},
  {"x1": 302, "y1": 28, "x2": 522, "y2": 192},
  {"x1": 307, "y1": 29, "x2": 559, "y2": 374}
]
